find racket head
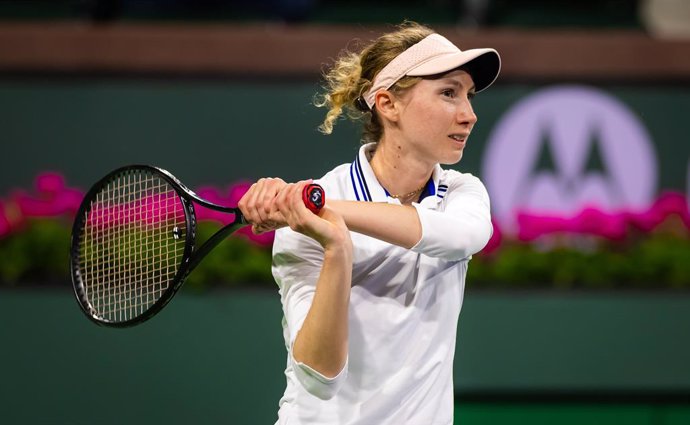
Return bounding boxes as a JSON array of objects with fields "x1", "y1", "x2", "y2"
[{"x1": 70, "y1": 165, "x2": 195, "y2": 327}]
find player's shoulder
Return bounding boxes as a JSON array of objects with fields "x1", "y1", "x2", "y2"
[
  {"x1": 313, "y1": 162, "x2": 351, "y2": 199},
  {"x1": 439, "y1": 168, "x2": 486, "y2": 190}
]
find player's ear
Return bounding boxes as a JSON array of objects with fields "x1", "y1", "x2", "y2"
[{"x1": 374, "y1": 90, "x2": 400, "y2": 123}]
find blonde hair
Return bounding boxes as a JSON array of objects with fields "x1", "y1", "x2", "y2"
[{"x1": 315, "y1": 22, "x2": 435, "y2": 144}]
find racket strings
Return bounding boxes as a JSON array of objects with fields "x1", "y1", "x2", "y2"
[{"x1": 78, "y1": 170, "x2": 187, "y2": 323}]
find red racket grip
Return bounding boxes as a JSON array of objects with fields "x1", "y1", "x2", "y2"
[{"x1": 302, "y1": 183, "x2": 325, "y2": 214}]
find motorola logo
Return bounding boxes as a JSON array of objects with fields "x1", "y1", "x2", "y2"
[{"x1": 482, "y1": 85, "x2": 657, "y2": 233}]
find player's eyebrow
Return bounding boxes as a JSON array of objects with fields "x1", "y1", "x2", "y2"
[{"x1": 436, "y1": 76, "x2": 476, "y2": 92}]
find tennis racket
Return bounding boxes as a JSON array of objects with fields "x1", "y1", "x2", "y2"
[{"x1": 70, "y1": 165, "x2": 324, "y2": 327}]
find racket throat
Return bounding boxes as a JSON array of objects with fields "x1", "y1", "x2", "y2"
[{"x1": 186, "y1": 221, "x2": 246, "y2": 273}]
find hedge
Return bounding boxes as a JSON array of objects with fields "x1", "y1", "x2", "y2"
[{"x1": 1, "y1": 217, "x2": 689, "y2": 290}]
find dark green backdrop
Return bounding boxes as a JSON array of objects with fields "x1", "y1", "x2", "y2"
[
  {"x1": 2, "y1": 79, "x2": 690, "y2": 424},
  {"x1": 2, "y1": 80, "x2": 689, "y2": 194},
  {"x1": 1, "y1": 289, "x2": 689, "y2": 424}
]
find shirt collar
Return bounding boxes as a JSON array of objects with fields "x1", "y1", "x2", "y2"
[{"x1": 349, "y1": 143, "x2": 444, "y2": 206}]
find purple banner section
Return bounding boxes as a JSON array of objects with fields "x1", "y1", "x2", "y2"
[{"x1": 482, "y1": 85, "x2": 659, "y2": 236}]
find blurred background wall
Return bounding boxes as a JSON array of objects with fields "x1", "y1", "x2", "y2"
[{"x1": 0, "y1": 1, "x2": 689, "y2": 424}]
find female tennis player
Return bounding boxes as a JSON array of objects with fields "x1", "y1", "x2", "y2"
[{"x1": 238, "y1": 21, "x2": 500, "y2": 425}]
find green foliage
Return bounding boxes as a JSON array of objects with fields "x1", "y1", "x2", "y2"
[
  {"x1": 0, "y1": 219, "x2": 72, "y2": 284},
  {"x1": 468, "y1": 232, "x2": 690, "y2": 290},
  {"x1": 1, "y1": 218, "x2": 689, "y2": 290},
  {"x1": 182, "y1": 222, "x2": 274, "y2": 291},
  {"x1": 0, "y1": 219, "x2": 274, "y2": 288}
]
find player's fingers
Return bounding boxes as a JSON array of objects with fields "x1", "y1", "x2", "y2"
[
  {"x1": 237, "y1": 180, "x2": 261, "y2": 224},
  {"x1": 282, "y1": 181, "x2": 316, "y2": 231},
  {"x1": 252, "y1": 222, "x2": 275, "y2": 235},
  {"x1": 273, "y1": 183, "x2": 296, "y2": 221},
  {"x1": 268, "y1": 178, "x2": 287, "y2": 201},
  {"x1": 288, "y1": 180, "x2": 313, "y2": 214},
  {"x1": 251, "y1": 178, "x2": 270, "y2": 223},
  {"x1": 261, "y1": 177, "x2": 286, "y2": 217},
  {"x1": 240, "y1": 178, "x2": 279, "y2": 225},
  {"x1": 254, "y1": 177, "x2": 286, "y2": 224}
]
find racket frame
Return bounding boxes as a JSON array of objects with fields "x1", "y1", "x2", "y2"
[{"x1": 70, "y1": 164, "x2": 244, "y2": 328}]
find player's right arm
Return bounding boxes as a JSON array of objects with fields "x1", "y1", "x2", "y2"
[
  {"x1": 241, "y1": 181, "x2": 353, "y2": 399},
  {"x1": 274, "y1": 183, "x2": 353, "y2": 380}
]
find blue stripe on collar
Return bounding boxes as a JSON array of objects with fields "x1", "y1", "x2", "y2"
[
  {"x1": 426, "y1": 179, "x2": 436, "y2": 196},
  {"x1": 437, "y1": 183, "x2": 448, "y2": 199},
  {"x1": 355, "y1": 155, "x2": 372, "y2": 202},
  {"x1": 349, "y1": 162, "x2": 361, "y2": 201}
]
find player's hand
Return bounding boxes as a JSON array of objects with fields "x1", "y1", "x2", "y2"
[
  {"x1": 237, "y1": 177, "x2": 287, "y2": 233},
  {"x1": 273, "y1": 181, "x2": 351, "y2": 251}
]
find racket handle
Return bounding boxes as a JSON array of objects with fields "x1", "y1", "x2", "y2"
[{"x1": 302, "y1": 183, "x2": 325, "y2": 214}]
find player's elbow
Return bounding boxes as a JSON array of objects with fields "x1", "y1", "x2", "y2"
[
  {"x1": 307, "y1": 380, "x2": 343, "y2": 401},
  {"x1": 414, "y1": 215, "x2": 492, "y2": 261},
  {"x1": 291, "y1": 354, "x2": 348, "y2": 400},
  {"x1": 450, "y1": 217, "x2": 492, "y2": 259}
]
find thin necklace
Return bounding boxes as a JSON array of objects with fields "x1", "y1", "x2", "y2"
[{"x1": 389, "y1": 184, "x2": 426, "y2": 200}]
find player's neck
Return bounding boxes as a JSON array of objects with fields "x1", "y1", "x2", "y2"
[{"x1": 369, "y1": 140, "x2": 432, "y2": 201}]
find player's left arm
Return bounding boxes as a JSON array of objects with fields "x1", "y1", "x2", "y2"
[
  {"x1": 242, "y1": 175, "x2": 492, "y2": 260},
  {"x1": 329, "y1": 175, "x2": 492, "y2": 261}
]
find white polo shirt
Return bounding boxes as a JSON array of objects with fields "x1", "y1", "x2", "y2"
[{"x1": 272, "y1": 143, "x2": 492, "y2": 425}]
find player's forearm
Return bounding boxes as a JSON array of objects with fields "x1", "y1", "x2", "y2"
[
  {"x1": 292, "y1": 242, "x2": 352, "y2": 378},
  {"x1": 328, "y1": 200, "x2": 422, "y2": 249}
]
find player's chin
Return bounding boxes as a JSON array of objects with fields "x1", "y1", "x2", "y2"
[{"x1": 439, "y1": 150, "x2": 464, "y2": 165}]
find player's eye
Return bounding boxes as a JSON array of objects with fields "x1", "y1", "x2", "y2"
[{"x1": 441, "y1": 89, "x2": 455, "y2": 98}]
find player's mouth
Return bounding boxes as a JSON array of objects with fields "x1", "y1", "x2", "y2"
[{"x1": 449, "y1": 134, "x2": 468, "y2": 145}]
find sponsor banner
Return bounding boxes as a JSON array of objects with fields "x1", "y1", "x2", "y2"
[
  {"x1": 1, "y1": 81, "x2": 689, "y2": 245},
  {"x1": 478, "y1": 84, "x2": 689, "y2": 244}
]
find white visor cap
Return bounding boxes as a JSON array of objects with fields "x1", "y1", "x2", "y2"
[{"x1": 363, "y1": 33, "x2": 501, "y2": 109}]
